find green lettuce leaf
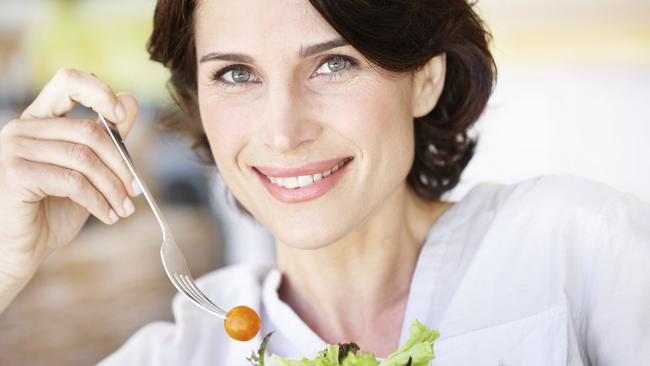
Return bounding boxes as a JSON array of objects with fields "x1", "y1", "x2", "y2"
[
  {"x1": 380, "y1": 320, "x2": 440, "y2": 366},
  {"x1": 247, "y1": 332, "x2": 273, "y2": 366},
  {"x1": 256, "y1": 320, "x2": 439, "y2": 366},
  {"x1": 268, "y1": 344, "x2": 342, "y2": 366},
  {"x1": 341, "y1": 351, "x2": 380, "y2": 366}
]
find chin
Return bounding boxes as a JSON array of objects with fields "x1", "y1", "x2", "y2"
[{"x1": 264, "y1": 214, "x2": 355, "y2": 250}]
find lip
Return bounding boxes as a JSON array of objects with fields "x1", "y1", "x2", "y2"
[
  {"x1": 253, "y1": 157, "x2": 353, "y2": 203},
  {"x1": 254, "y1": 157, "x2": 349, "y2": 178}
]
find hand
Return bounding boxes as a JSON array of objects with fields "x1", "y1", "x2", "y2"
[{"x1": 0, "y1": 68, "x2": 140, "y2": 294}]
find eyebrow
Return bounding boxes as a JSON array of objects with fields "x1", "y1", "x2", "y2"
[
  {"x1": 199, "y1": 38, "x2": 349, "y2": 64},
  {"x1": 300, "y1": 38, "x2": 348, "y2": 58}
]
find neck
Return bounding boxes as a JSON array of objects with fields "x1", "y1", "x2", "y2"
[{"x1": 275, "y1": 184, "x2": 452, "y2": 357}]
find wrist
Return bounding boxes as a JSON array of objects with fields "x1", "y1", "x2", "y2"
[
  {"x1": 0, "y1": 252, "x2": 40, "y2": 286},
  {"x1": 0, "y1": 241, "x2": 43, "y2": 315},
  {"x1": 0, "y1": 267, "x2": 35, "y2": 315}
]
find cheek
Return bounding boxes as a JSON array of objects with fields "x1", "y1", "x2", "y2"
[
  {"x1": 199, "y1": 96, "x2": 253, "y2": 170},
  {"x1": 329, "y1": 79, "x2": 415, "y2": 162}
]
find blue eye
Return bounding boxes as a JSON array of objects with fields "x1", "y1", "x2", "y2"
[
  {"x1": 229, "y1": 68, "x2": 251, "y2": 83},
  {"x1": 210, "y1": 55, "x2": 358, "y2": 88},
  {"x1": 212, "y1": 65, "x2": 258, "y2": 87},
  {"x1": 315, "y1": 55, "x2": 357, "y2": 76}
]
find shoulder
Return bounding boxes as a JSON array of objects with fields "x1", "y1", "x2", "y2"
[
  {"x1": 431, "y1": 175, "x2": 625, "y2": 242},
  {"x1": 448, "y1": 174, "x2": 640, "y2": 255},
  {"x1": 465, "y1": 175, "x2": 650, "y2": 263},
  {"x1": 468, "y1": 174, "x2": 625, "y2": 219}
]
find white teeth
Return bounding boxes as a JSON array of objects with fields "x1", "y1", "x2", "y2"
[
  {"x1": 283, "y1": 177, "x2": 299, "y2": 189},
  {"x1": 297, "y1": 175, "x2": 313, "y2": 187},
  {"x1": 267, "y1": 159, "x2": 349, "y2": 189}
]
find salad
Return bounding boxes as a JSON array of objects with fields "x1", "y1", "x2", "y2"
[{"x1": 247, "y1": 320, "x2": 440, "y2": 366}]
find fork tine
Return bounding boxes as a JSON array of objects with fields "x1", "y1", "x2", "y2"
[
  {"x1": 183, "y1": 275, "x2": 227, "y2": 311},
  {"x1": 173, "y1": 273, "x2": 211, "y2": 307},
  {"x1": 174, "y1": 273, "x2": 211, "y2": 307},
  {"x1": 175, "y1": 282, "x2": 227, "y2": 319},
  {"x1": 173, "y1": 273, "x2": 228, "y2": 318}
]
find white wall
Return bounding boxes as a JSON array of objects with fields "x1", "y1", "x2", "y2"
[
  {"x1": 448, "y1": 0, "x2": 650, "y2": 202},
  {"x1": 450, "y1": 66, "x2": 650, "y2": 202}
]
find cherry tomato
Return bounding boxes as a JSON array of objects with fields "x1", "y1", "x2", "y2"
[{"x1": 224, "y1": 305, "x2": 261, "y2": 341}]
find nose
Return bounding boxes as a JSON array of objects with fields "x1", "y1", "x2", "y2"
[{"x1": 260, "y1": 82, "x2": 321, "y2": 154}]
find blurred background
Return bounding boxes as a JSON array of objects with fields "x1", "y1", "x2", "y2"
[{"x1": 0, "y1": 0, "x2": 648, "y2": 364}]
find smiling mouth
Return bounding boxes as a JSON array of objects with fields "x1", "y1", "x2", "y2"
[
  {"x1": 253, "y1": 157, "x2": 353, "y2": 187},
  {"x1": 252, "y1": 157, "x2": 353, "y2": 203},
  {"x1": 265, "y1": 158, "x2": 352, "y2": 189}
]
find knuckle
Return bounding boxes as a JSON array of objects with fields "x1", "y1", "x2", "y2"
[
  {"x1": 2, "y1": 160, "x2": 22, "y2": 188},
  {"x1": 98, "y1": 83, "x2": 113, "y2": 97},
  {"x1": 95, "y1": 84, "x2": 116, "y2": 106},
  {"x1": 109, "y1": 175, "x2": 126, "y2": 197},
  {"x1": 68, "y1": 143, "x2": 94, "y2": 165},
  {"x1": 4, "y1": 158, "x2": 25, "y2": 178},
  {"x1": 0, "y1": 142, "x2": 13, "y2": 163},
  {"x1": 0, "y1": 137, "x2": 17, "y2": 163},
  {"x1": 0, "y1": 119, "x2": 18, "y2": 143},
  {"x1": 75, "y1": 119, "x2": 101, "y2": 139},
  {"x1": 63, "y1": 169, "x2": 86, "y2": 189},
  {"x1": 88, "y1": 189, "x2": 104, "y2": 209},
  {"x1": 54, "y1": 67, "x2": 77, "y2": 83},
  {"x1": 10, "y1": 158, "x2": 27, "y2": 172}
]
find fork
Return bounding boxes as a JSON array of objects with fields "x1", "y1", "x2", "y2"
[{"x1": 98, "y1": 113, "x2": 228, "y2": 320}]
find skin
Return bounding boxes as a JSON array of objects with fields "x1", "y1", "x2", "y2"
[
  {"x1": 0, "y1": 0, "x2": 451, "y2": 358},
  {"x1": 194, "y1": 0, "x2": 451, "y2": 356},
  {"x1": 0, "y1": 69, "x2": 140, "y2": 313}
]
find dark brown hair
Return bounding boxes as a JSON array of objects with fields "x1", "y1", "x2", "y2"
[{"x1": 148, "y1": 0, "x2": 496, "y2": 200}]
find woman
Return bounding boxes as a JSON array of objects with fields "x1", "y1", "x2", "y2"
[{"x1": 0, "y1": 0, "x2": 648, "y2": 365}]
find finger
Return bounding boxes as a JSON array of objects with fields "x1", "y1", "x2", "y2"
[
  {"x1": 114, "y1": 92, "x2": 139, "y2": 139},
  {"x1": 5, "y1": 158, "x2": 119, "y2": 225},
  {"x1": 2, "y1": 117, "x2": 140, "y2": 197},
  {"x1": 21, "y1": 68, "x2": 125, "y2": 123},
  {"x1": 11, "y1": 137, "x2": 135, "y2": 218}
]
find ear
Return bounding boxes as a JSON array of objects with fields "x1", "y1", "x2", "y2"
[{"x1": 412, "y1": 53, "x2": 446, "y2": 118}]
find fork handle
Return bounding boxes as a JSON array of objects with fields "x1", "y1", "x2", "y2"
[
  {"x1": 104, "y1": 118, "x2": 132, "y2": 160},
  {"x1": 97, "y1": 114, "x2": 170, "y2": 238}
]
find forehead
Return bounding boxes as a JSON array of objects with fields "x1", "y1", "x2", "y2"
[{"x1": 194, "y1": 0, "x2": 339, "y2": 54}]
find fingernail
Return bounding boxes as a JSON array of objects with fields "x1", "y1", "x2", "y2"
[
  {"x1": 123, "y1": 197, "x2": 135, "y2": 216},
  {"x1": 115, "y1": 102, "x2": 126, "y2": 121},
  {"x1": 131, "y1": 179, "x2": 142, "y2": 196},
  {"x1": 108, "y1": 209, "x2": 119, "y2": 224}
]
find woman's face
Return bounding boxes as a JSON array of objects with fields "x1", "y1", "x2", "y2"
[{"x1": 194, "y1": 0, "x2": 419, "y2": 249}]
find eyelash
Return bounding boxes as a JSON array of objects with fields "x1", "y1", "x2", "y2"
[{"x1": 210, "y1": 54, "x2": 359, "y2": 88}]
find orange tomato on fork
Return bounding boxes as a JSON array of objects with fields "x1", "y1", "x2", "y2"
[{"x1": 224, "y1": 305, "x2": 261, "y2": 341}]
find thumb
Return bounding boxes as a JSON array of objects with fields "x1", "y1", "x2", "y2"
[{"x1": 114, "y1": 92, "x2": 139, "y2": 139}]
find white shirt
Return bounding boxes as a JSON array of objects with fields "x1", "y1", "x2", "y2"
[{"x1": 98, "y1": 175, "x2": 650, "y2": 366}]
